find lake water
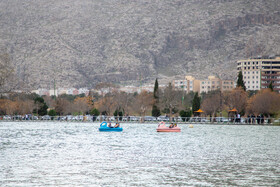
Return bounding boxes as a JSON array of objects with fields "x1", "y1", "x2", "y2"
[{"x1": 0, "y1": 122, "x2": 279, "y2": 186}]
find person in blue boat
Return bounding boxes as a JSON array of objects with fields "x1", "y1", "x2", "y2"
[
  {"x1": 114, "y1": 123, "x2": 120, "y2": 128},
  {"x1": 108, "y1": 123, "x2": 113, "y2": 128}
]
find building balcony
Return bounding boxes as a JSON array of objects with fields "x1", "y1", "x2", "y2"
[
  {"x1": 261, "y1": 78, "x2": 280, "y2": 81},
  {"x1": 261, "y1": 82, "x2": 280, "y2": 86}
]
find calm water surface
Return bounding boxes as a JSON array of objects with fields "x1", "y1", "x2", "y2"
[{"x1": 0, "y1": 122, "x2": 279, "y2": 186}]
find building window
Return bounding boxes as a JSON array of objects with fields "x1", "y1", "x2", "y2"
[
  {"x1": 253, "y1": 62, "x2": 255, "y2": 65},
  {"x1": 256, "y1": 76, "x2": 258, "y2": 78},
  {"x1": 248, "y1": 76, "x2": 250, "y2": 79},
  {"x1": 202, "y1": 86, "x2": 204, "y2": 89},
  {"x1": 253, "y1": 86, "x2": 254, "y2": 88},
  {"x1": 244, "y1": 72, "x2": 246, "y2": 74},
  {"x1": 245, "y1": 62, "x2": 247, "y2": 65},
  {"x1": 248, "y1": 81, "x2": 250, "y2": 83},
  {"x1": 252, "y1": 76, "x2": 254, "y2": 79},
  {"x1": 244, "y1": 76, "x2": 246, "y2": 79},
  {"x1": 248, "y1": 67, "x2": 250, "y2": 69},
  {"x1": 256, "y1": 81, "x2": 258, "y2": 83},
  {"x1": 252, "y1": 81, "x2": 254, "y2": 83},
  {"x1": 248, "y1": 62, "x2": 250, "y2": 65},
  {"x1": 244, "y1": 67, "x2": 246, "y2": 70},
  {"x1": 248, "y1": 86, "x2": 250, "y2": 88},
  {"x1": 256, "y1": 86, "x2": 258, "y2": 88},
  {"x1": 253, "y1": 67, "x2": 255, "y2": 69}
]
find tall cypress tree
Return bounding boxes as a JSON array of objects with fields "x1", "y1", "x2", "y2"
[
  {"x1": 237, "y1": 71, "x2": 246, "y2": 91},
  {"x1": 153, "y1": 78, "x2": 159, "y2": 99},
  {"x1": 152, "y1": 78, "x2": 161, "y2": 117},
  {"x1": 192, "y1": 92, "x2": 201, "y2": 115}
]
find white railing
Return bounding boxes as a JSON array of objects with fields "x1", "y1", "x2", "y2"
[{"x1": 0, "y1": 115, "x2": 279, "y2": 125}]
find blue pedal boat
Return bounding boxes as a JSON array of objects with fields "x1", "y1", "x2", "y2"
[{"x1": 99, "y1": 121, "x2": 123, "y2": 132}]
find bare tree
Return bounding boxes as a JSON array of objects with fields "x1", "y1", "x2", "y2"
[
  {"x1": 43, "y1": 96, "x2": 55, "y2": 109},
  {"x1": 132, "y1": 91, "x2": 154, "y2": 117},
  {"x1": 18, "y1": 100, "x2": 35, "y2": 115},
  {"x1": 113, "y1": 91, "x2": 134, "y2": 116},
  {"x1": 247, "y1": 89, "x2": 280, "y2": 117},
  {"x1": 223, "y1": 87, "x2": 248, "y2": 114},
  {"x1": 55, "y1": 98, "x2": 71, "y2": 115},
  {"x1": 201, "y1": 92, "x2": 222, "y2": 118},
  {"x1": 95, "y1": 95, "x2": 116, "y2": 116},
  {"x1": 159, "y1": 83, "x2": 181, "y2": 119},
  {"x1": 72, "y1": 97, "x2": 91, "y2": 115},
  {"x1": 0, "y1": 99, "x2": 18, "y2": 115}
]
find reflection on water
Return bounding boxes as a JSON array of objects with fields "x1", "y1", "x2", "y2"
[{"x1": 0, "y1": 122, "x2": 280, "y2": 186}]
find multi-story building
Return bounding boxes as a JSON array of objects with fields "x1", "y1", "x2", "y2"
[
  {"x1": 173, "y1": 76, "x2": 234, "y2": 94},
  {"x1": 199, "y1": 76, "x2": 235, "y2": 93},
  {"x1": 221, "y1": 80, "x2": 235, "y2": 92},
  {"x1": 200, "y1": 76, "x2": 220, "y2": 93},
  {"x1": 172, "y1": 76, "x2": 200, "y2": 93},
  {"x1": 237, "y1": 56, "x2": 280, "y2": 92}
]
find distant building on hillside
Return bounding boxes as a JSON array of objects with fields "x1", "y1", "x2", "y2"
[
  {"x1": 237, "y1": 56, "x2": 280, "y2": 92},
  {"x1": 78, "y1": 88, "x2": 89, "y2": 96},
  {"x1": 200, "y1": 76, "x2": 234, "y2": 93},
  {"x1": 172, "y1": 76, "x2": 234, "y2": 94},
  {"x1": 172, "y1": 76, "x2": 200, "y2": 93},
  {"x1": 118, "y1": 84, "x2": 165, "y2": 94},
  {"x1": 49, "y1": 89, "x2": 58, "y2": 97}
]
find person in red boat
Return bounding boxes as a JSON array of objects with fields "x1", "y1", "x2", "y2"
[{"x1": 169, "y1": 123, "x2": 174, "y2": 128}]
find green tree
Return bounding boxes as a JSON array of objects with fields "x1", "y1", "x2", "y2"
[
  {"x1": 192, "y1": 92, "x2": 201, "y2": 115},
  {"x1": 153, "y1": 78, "x2": 159, "y2": 99},
  {"x1": 90, "y1": 108, "x2": 100, "y2": 116},
  {"x1": 268, "y1": 81, "x2": 273, "y2": 91},
  {"x1": 179, "y1": 109, "x2": 192, "y2": 121},
  {"x1": 34, "y1": 97, "x2": 48, "y2": 116},
  {"x1": 237, "y1": 71, "x2": 246, "y2": 91},
  {"x1": 48, "y1": 109, "x2": 56, "y2": 116},
  {"x1": 90, "y1": 108, "x2": 100, "y2": 121},
  {"x1": 48, "y1": 109, "x2": 56, "y2": 120},
  {"x1": 152, "y1": 105, "x2": 161, "y2": 117},
  {"x1": 152, "y1": 78, "x2": 161, "y2": 117},
  {"x1": 113, "y1": 107, "x2": 124, "y2": 121}
]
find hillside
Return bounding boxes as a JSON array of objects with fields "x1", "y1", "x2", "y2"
[{"x1": 0, "y1": 0, "x2": 280, "y2": 89}]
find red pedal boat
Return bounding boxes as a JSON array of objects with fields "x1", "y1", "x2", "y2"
[{"x1": 156, "y1": 121, "x2": 181, "y2": 132}]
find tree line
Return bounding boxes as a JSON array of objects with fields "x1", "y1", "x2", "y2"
[{"x1": 1, "y1": 78, "x2": 280, "y2": 119}]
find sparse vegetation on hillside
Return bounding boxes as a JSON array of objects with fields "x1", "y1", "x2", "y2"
[{"x1": 0, "y1": 0, "x2": 279, "y2": 89}]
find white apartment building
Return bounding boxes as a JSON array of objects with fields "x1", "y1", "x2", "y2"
[
  {"x1": 237, "y1": 60, "x2": 261, "y2": 91},
  {"x1": 172, "y1": 76, "x2": 198, "y2": 93},
  {"x1": 237, "y1": 56, "x2": 280, "y2": 92}
]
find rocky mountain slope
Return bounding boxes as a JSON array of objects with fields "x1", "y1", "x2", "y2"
[{"x1": 0, "y1": 0, "x2": 280, "y2": 89}]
